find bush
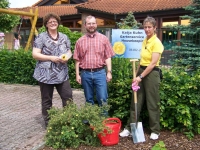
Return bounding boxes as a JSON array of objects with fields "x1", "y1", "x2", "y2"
[
  {"x1": 160, "y1": 67, "x2": 200, "y2": 138},
  {"x1": 108, "y1": 64, "x2": 200, "y2": 138},
  {"x1": 0, "y1": 49, "x2": 37, "y2": 84},
  {"x1": 45, "y1": 102, "x2": 110, "y2": 149}
]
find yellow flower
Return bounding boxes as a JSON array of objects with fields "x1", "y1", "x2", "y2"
[
  {"x1": 71, "y1": 127, "x2": 74, "y2": 130},
  {"x1": 113, "y1": 42, "x2": 126, "y2": 55},
  {"x1": 61, "y1": 54, "x2": 67, "y2": 61}
]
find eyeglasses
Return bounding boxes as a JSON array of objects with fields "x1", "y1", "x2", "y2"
[
  {"x1": 86, "y1": 23, "x2": 96, "y2": 26},
  {"x1": 47, "y1": 21, "x2": 58, "y2": 24}
]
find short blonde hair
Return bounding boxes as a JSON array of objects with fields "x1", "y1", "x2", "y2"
[
  {"x1": 85, "y1": 15, "x2": 96, "y2": 25},
  {"x1": 143, "y1": 17, "x2": 156, "y2": 27}
]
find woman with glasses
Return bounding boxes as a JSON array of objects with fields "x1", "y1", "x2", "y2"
[{"x1": 32, "y1": 13, "x2": 73, "y2": 128}]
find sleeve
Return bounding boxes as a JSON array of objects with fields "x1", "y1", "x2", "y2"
[
  {"x1": 152, "y1": 39, "x2": 164, "y2": 54},
  {"x1": 73, "y1": 41, "x2": 80, "y2": 61},
  {"x1": 104, "y1": 37, "x2": 115, "y2": 59},
  {"x1": 64, "y1": 34, "x2": 71, "y2": 51},
  {"x1": 33, "y1": 33, "x2": 44, "y2": 49}
]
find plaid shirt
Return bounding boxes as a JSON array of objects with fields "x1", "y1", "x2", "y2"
[{"x1": 73, "y1": 32, "x2": 115, "y2": 69}]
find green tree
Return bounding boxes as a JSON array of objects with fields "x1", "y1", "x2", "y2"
[
  {"x1": 0, "y1": 0, "x2": 20, "y2": 32},
  {"x1": 168, "y1": 0, "x2": 200, "y2": 71},
  {"x1": 116, "y1": 11, "x2": 141, "y2": 29}
]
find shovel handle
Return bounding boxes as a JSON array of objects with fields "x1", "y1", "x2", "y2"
[{"x1": 130, "y1": 59, "x2": 138, "y2": 104}]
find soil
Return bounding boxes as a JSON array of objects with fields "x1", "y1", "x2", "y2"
[{"x1": 41, "y1": 129, "x2": 200, "y2": 150}]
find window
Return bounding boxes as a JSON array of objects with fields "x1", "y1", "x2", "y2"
[{"x1": 162, "y1": 30, "x2": 177, "y2": 50}]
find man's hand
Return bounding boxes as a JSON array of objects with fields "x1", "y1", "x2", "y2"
[
  {"x1": 76, "y1": 75, "x2": 81, "y2": 84},
  {"x1": 106, "y1": 72, "x2": 112, "y2": 82}
]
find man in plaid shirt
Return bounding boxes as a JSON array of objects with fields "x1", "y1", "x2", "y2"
[{"x1": 73, "y1": 15, "x2": 115, "y2": 106}]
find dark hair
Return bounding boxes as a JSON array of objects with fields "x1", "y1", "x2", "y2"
[
  {"x1": 43, "y1": 13, "x2": 61, "y2": 30},
  {"x1": 14, "y1": 32, "x2": 19, "y2": 39}
]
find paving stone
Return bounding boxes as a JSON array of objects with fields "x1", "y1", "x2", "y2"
[{"x1": 0, "y1": 83, "x2": 85, "y2": 150}]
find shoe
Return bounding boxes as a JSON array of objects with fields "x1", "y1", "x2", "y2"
[
  {"x1": 150, "y1": 133, "x2": 159, "y2": 140},
  {"x1": 119, "y1": 128, "x2": 131, "y2": 137}
]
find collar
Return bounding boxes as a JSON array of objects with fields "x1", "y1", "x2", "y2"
[
  {"x1": 145, "y1": 34, "x2": 157, "y2": 43},
  {"x1": 86, "y1": 32, "x2": 97, "y2": 38}
]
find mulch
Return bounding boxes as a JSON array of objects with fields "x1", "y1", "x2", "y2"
[{"x1": 41, "y1": 129, "x2": 200, "y2": 150}]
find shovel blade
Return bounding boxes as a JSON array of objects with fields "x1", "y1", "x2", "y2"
[{"x1": 130, "y1": 122, "x2": 145, "y2": 143}]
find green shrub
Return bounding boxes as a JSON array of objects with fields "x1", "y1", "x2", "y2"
[
  {"x1": 108, "y1": 78, "x2": 132, "y2": 124},
  {"x1": 108, "y1": 65, "x2": 200, "y2": 138},
  {"x1": 152, "y1": 141, "x2": 167, "y2": 150},
  {"x1": 0, "y1": 49, "x2": 37, "y2": 84},
  {"x1": 45, "y1": 102, "x2": 111, "y2": 149},
  {"x1": 160, "y1": 67, "x2": 200, "y2": 138}
]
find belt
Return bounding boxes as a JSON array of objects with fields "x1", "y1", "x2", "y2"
[
  {"x1": 140, "y1": 65, "x2": 160, "y2": 72},
  {"x1": 80, "y1": 67, "x2": 104, "y2": 72}
]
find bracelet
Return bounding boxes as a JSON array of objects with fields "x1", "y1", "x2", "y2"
[{"x1": 139, "y1": 74, "x2": 143, "y2": 79}]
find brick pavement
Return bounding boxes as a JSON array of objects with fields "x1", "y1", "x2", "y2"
[{"x1": 0, "y1": 83, "x2": 85, "y2": 150}]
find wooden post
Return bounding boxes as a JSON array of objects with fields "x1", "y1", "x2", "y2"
[
  {"x1": 25, "y1": 7, "x2": 38, "y2": 51},
  {"x1": 30, "y1": 9, "x2": 38, "y2": 36},
  {"x1": 0, "y1": 7, "x2": 38, "y2": 51}
]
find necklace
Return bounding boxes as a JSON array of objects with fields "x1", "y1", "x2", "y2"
[{"x1": 47, "y1": 31, "x2": 59, "y2": 41}]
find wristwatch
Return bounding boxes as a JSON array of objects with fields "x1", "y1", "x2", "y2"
[
  {"x1": 139, "y1": 74, "x2": 143, "y2": 79},
  {"x1": 107, "y1": 70, "x2": 112, "y2": 73}
]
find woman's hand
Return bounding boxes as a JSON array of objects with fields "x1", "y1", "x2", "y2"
[
  {"x1": 59, "y1": 59, "x2": 68, "y2": 64},
  {"x1": 50, "y1": 56, "x2": 62, "y2": 63},
  {"x1": 133, "y1": 76, "x2": 142, "y2": 85}
]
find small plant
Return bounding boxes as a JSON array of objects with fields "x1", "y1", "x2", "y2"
[
  {"x1": 152, "y1": 141, "x2": 167, "y2": 150},
  {"x1": 116, "y1": 11, "x2": 141, "y2": 29},
  {"x1": 45, "y1": 101, "x2": 111, "y2": 149}
]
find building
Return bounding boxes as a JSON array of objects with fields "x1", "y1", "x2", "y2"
[{"x1": 7, "y1": 0, "x2": 191, "y2": 49}]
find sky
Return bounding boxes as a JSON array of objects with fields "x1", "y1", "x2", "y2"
[{"x1": 9, "y1": 0, "x2": 39, "y2": 8}]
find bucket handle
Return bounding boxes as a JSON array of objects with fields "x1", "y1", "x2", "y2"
[{"x1": 103, "y1": 118, "x2": 121, "y2": 129}]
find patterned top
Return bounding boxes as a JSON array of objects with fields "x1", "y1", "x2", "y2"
[
  {"x1": 33, "y1": 32, "x2": 71, "y2": 84},
  {"x1": 73, "y1": 32, "x2": 115, "y2": 69}
]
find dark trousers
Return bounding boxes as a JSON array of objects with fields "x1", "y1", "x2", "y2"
[{"x1": 39, "y1": 80, "x2": 72, "y2": 126}]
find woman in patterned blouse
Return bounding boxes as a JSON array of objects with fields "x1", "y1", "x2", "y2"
[{"x1": 32, "y1": 13, "x2": 73, "y2": 127}]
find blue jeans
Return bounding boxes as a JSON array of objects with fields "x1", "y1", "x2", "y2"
[{"x1": 81, "y1": 69, "x2": 108, "y2": 106}]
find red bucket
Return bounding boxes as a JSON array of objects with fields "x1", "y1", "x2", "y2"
[{"x1": 98, "y1": 118, "x2": 121, "y2": 146}]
